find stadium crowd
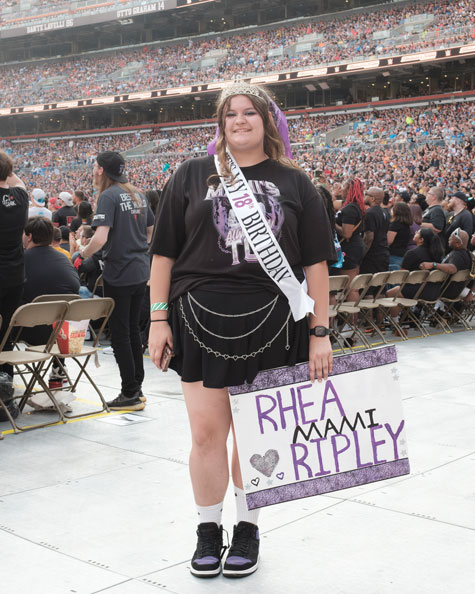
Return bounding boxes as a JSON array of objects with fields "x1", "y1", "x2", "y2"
[
  {"x1": 2, "y1": 99, "x2": 473, "y2": 196},
  {"x1": 1, "y1": 0, "x2": 474, "y2": 107}
]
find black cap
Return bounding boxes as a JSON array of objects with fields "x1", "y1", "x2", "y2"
[
  {"x1": 450, "y1": 190, "x2": 468, "y2": 204},
  {"x1": 96, "y1": 151, "x2": 128, "y2": 183}
]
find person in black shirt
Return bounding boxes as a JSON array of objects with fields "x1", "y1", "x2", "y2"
[
  {"x1": 421, "y1": 186, "x2": 446, "y2": 236},
  {"x1": 0, "y1": 150, "x2": 29, "y2": 379},
  {"x1": 361, "y1": 186, "x2": 389, "y2": 274},
  {"x1": 443, "y1": 191, "x2": 474, "y2": 252},
  {"x1": 335, "y1": 178, "x2": 365, "y2": 301},
  {"x1": 149, "y1": 84, "x2": 335, "y2": 580},
  {"x1": 52, "y1": 191, "x2": 77, "y2": 228},
  {"x1": 387, "y1": 202, "x2": 413, "y2": 270},
  {"x1": 22, "y1": 217, "x2": 80, "y2": 306},
  {"x1": 420, "y1": 228, "x2": 472, "y2": 299},
  {"x1": 386, "y1": 228, "x2": 444, "y2": 306}
]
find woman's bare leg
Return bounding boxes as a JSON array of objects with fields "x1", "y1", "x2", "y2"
[{"x1": 182, "y1": 381, "x2": 232, "y2": 506}]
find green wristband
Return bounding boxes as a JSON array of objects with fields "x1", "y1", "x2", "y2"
[{"x1": 151, "y1": 302, "x2": 168, "y2": 312}]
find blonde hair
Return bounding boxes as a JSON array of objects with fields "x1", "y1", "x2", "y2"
[{"x1": 212, "y1": 85, "x2": 299, "y2": 183}]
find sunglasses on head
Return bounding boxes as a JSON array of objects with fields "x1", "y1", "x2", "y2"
[{"x1": 452, "y1": 228, "x2": 462, "y2": 242}]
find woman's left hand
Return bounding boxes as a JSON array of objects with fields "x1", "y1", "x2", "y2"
[{"x1": 309, "y1": 336, "x2": 333, "y2": 383}]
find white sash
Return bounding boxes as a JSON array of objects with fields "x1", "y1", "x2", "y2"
[{"x1": 215, "y1": 150, "x2": 315, "y2": 321}]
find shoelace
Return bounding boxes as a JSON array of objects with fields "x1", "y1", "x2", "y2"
[
  {"x1": 228, "y1": 525, "x2": 254, "y2": 557},
  {"x1": 197, "y1": 527, "x2": 229, "y2": 559}
]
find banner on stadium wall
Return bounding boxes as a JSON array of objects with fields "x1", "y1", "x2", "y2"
[
  {"x1": 229, "y1": 345, "x2": 410, "y2": 510},
  {"x1": 0, "y1": 1, "x2": 176, "y2": 39}
]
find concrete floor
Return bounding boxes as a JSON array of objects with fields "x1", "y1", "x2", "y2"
[{"x1": 1, "y1": 329, "x2": 474, "y2": 594}]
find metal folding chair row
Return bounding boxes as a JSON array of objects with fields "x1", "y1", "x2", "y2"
[
  {"x1": 0, "y1": 297, "x2": 115, "y2": 435},
  {"x1": 329, "y1": 268, "x2": 473, "y2": 349}
]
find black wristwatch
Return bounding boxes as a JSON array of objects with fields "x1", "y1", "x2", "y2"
[{"x1": 309, "y1": 326, "x2": 330, "y2": 337}]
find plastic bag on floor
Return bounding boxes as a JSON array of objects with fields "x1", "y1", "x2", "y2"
[
  {"x1": 27, "y1": 390, "x2": 75, "y2": 413},
  {"x1": 0, "y1": 372, "x2": 19, "y2": 421}
]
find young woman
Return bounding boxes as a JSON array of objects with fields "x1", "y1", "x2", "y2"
[
  {"x1": 387, "y1": 201, "x2": 413, "y2": 270},
  {"x1": 148, "y1": 84, "x2": 335, "y2": 579},
  {"x1": 80, "y1": 151, "x2": 154, "y2": 410},
  {"x1": 335, "y1": 178, "x2": 366, "y2": 301}
]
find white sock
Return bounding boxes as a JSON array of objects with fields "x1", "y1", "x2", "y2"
[
  {"x1": 196, "y1": 501, "x2": 223, "y2": 527},
  {"x1": 234, "y1": 487, "x2": 260, "y2": 526}
]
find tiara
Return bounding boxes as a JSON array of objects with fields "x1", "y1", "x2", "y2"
[{"x1": 220, "y1": 84, "x2": 265, "y2": 102}]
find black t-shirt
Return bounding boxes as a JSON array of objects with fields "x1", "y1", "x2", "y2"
[
  {"x1": 0, "y1": 186, "x2": 29, "y2": 288},
  {"x1": 381, "y1": 208, "x2": 391, "y2": 227},
  {"x1": 92, "y1": 184, "x2": 154, "y2": 286},
  {"x1": 336, "y1": 202, "x2": 363, "y2": 231},
  {"x1": 421, "y1": 204, "x2": 446, "y2": 232},
  {"x1": 52, "y1": 206, "x2": 77, "y2": 228},
  {"x1": 401, "y1": 245, "x2": 442, "y2": 301},
  {"x1": 443, "y1": 249, "x2": 472, "y2": 299},
  {"x1": 401, "y1": 245, "x2": 434, "y2": 271},
  {"x1": 70, "y1": 216, "x2": 92, "y2": 234},
  {"x1": 388, "y1": 221, "x2": 411, "y2": 257},
  {"x1": 363, "y1": 205, "x2": 389, "y2": 262},
  {"x1": 335, "y1": 202, "x2": 365, "y2": 266},
  {"x1": 23, "y1": 245, "x2": 80, "y2": 303},
  {"x1": 444, "y1": 210, "x2": 474, "y2": 245},
  {"x1": 151, "y1": 157, "x2": 336, "y2": 302}
]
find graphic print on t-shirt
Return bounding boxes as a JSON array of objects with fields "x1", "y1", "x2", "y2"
[{"x1": 206, "y1": 180, "x2": 284, "y2": 266}]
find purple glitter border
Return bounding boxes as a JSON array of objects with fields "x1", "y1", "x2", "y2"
[
  {"x1": 246, "y1": 458, "x2": 410, "y2": 509},
  {"x1": 229, "y1": 346, "x2": 397, "y2": 395}
]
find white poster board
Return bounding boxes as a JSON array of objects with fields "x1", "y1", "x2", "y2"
[{"x1": 229, "y1": 346, "x2": 409, "y2": 509}]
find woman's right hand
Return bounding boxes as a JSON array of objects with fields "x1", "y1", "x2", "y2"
[{"x1": 148, "y1": 321, "x2": 173, "y2": 371}]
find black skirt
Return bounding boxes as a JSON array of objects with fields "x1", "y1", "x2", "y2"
[{"x1": 168, "y1": 288, "x2": 309, "y2": 388}]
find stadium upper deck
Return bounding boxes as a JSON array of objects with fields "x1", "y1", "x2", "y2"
[{"x1": 0, "y1": 0, "x2": 474, "y2": 138}]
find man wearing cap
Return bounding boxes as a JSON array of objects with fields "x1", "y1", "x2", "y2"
[
  {"x1": 52, "y1": 191, "x2": 76, "y2": 228},
  {"x1": 421, "y1": 186, "x2": 446, "y2": 235},
  {"x1": 443, "y1": 191, "x2": 474, "y2": 251},
  {"x1": 29, "y1": 188, "x2": 52, "y2": 220}
]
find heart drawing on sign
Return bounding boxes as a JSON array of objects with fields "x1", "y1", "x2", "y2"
[
  {"x1": 250, "y1": 449, "x2": 280, "y2": 477},
  {"x1": 276, "y1": 472, "x2": 285, "y2": 480},
  {"x1": 251, "y1": 478, "x2": 260, "y2": 487}
]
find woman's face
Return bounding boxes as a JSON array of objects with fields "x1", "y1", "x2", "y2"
[
  {"x1": 223, "y1": 95, "x2": 265, "y2": 155},
  {"x1": 414, "y1": 230, "x2": 423, "y2": 245}
]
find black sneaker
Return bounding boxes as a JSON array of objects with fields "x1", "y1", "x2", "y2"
[
  {"x1": 223, "y1": 521, "x2": 260, "y2": 578},
  {"x1": 106, "y1": 392, "x2": 145, "y2": 411},
  {"x1": 190, "y1": 523, "x2": 227, "y2": 578}
]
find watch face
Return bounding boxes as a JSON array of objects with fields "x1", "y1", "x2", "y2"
[{"x1": 311, "y1": 326, "x2": 329, "y2": 337}]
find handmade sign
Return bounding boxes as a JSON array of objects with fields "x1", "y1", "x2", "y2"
[{"x1": 229, "y1": 345, "x2": 409, "y2": 510}]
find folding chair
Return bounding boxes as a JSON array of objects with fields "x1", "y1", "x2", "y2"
[
  {"x1": 439, "y1": 270, "x2": 472, "y2": 331},
  {"x1": 376, "y1": 270, "x2": 410, "y2": 338},
  {"x1": 0, "y1": 301, "x2": 70, "y2": 433},
  {"x1": 391, "y1": 270, "x2": 430, "y2": 339},
  {"x1": 328, "y1": 275, "x2": 351, "y2": 351},
  {"x1": 416, "y1": 270, "x2": 450, "y2": 335},
  {"x1": 27, "y1": 297, "x2": 115, "y2": 419},
  {"x1": 355, "y1": 271, "x2": 391, "y2": 344},
  {"x1": 337, "y1": 274, "x2": 373, "y2": 349},
  {"x1": 92, "y1": 274, "x2": 103, "y2": 296}
]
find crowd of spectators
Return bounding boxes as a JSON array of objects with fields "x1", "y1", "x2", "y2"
[
  {"x1": 2, "y1": 99, "x2": 473, "y2": 196},
  {"x1": 1, "y1": 0, "x2": 474, "y2": 108}
]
